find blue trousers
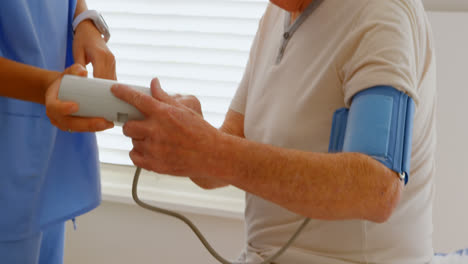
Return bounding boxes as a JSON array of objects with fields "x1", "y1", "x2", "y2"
[{"x1": 0, "y1": 222, "x2": 65, "y2": 264}]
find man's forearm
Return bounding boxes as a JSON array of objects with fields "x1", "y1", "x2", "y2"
[
  {"x1": 0, "y1": 58, "x2": 60, "y2": 104},
  {"x1": 189, "y1": 128, "x2": 240, "y2": 189},
  {"x1": 210, "y1": 133, "x2": 403, "y2": 223},
  {"x1": 190, "y1": 110, "x2": 245, "y2": 190}
]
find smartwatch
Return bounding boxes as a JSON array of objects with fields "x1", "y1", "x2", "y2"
[{"x1": 73, "y1": 10, "x2": 111, "y2": 42}]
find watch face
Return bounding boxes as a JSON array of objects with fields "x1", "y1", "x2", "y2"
[
  {"x1": 99, "y1": 14, "x2": 109, "y2": 30},
  {"x1": 97, "y1": 14, "x2": 110, "y2": 42}
]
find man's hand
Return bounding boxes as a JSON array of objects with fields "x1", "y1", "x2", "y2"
[
  {"x1": 73, "y1": 20, "x2": 116, "y2": 80},
  {"x1": 111, "y1": 78, "x2": 220, "y2": 178},
  {"x1": 45, "y1": 64, "x2": 114, "y2": 132},
  {"x1": 171, "y1": 94, "x2": 229, "y2": 188},
  {"x1": 172, "y1": 94, "x2": 203, "y2": 117}
]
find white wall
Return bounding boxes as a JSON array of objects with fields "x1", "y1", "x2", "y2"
[
  {"x1": 64, "y1": 202, "x2": 244, "y2": 264},
  {"x1": 428, "y1": 12, "x2": 468, "y2": 253},
  {"x1": 64, "y1": 11, "x2": 468, "y2": 264},
  {"x1": 423, "y1": 0, "x2": 468, "y2": 12}
]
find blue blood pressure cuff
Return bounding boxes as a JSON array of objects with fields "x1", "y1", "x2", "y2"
[{"x1": 328, "y1": 86, "x2": 415, "y2": 185}]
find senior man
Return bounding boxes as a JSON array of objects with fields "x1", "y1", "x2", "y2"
[{"x1": 112, "y1": 0, "x2": 437, "y2": 263}]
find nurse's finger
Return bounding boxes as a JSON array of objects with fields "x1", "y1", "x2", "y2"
[
  {"x1": 91, "y1": 49, "x2": 116, "y2": 80},
  {"x1": 45, "y1": 66, "x2": 85, "y2": 105},
  {"x1": 46, "y1": 101, "x2": 80, "y2": 118},
  {"x1": 73, "y1": 48, "x2": 87, "y2": 68},
  {"x1": 92, "y1": 61, "x2": 116, "y2": 80},
  {"x1": 123, "y1": 121, "x2": 150, "y2": 140},
  {"x1": 64, "y1": 64, "x2": 88, "y2": 77},
  {"x1": 56, "y1": 116, "x2": 114, "y2": 132},
  {"x1": 46, "y1": 64, "x2": 88, "y2": 103},
  {"x1": 111, "y1": 84, "x2": 162, "y2": 117}
]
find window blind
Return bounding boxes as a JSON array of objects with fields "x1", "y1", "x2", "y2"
[{"x1": 85, "y1": 0, "x2": 268, "y2": 165}]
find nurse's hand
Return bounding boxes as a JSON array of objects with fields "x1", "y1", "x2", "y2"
[
  {"x1": 73, "y1": 20, "x2": 116, "y2": 80},
  {"x1": 45, "y1": 64, "x2": 114, "y2": 132}
]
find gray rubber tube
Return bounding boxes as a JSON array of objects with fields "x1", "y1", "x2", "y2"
[{"x1": 132, "y1": 167, "x2": 310, "y2": 264}]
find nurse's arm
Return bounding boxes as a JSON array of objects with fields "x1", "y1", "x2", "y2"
[
  {"x1": 0, "y1": 58, "x2": 113, "y2": 132},
  {"x1": 72, "y1": 0, "x2": 116, "y2": 80},
  {"x1": 0, "y1": 57, "x2": 60, "y2": 104}
]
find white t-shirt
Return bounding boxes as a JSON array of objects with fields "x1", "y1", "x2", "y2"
[{"x1": 229, "y1": 0, "x2": 437, "y2": 263}]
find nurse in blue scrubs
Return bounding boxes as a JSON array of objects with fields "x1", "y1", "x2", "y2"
[{"x1": 0, "y1": 0, "x2": 116, "y2": 263}]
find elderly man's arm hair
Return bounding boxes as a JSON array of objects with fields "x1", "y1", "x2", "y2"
[
  {"x1": 196, "y1": 110, "x2": 403, "y2": 223},
  {"x1": 189, "y1": 110, "x2": 245, "y2": 189}
]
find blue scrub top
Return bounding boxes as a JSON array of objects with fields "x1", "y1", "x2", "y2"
[{"x1": 0, "y1": 0, "x2": 101, "y2": 241}]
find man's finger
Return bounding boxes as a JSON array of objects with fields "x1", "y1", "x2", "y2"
[
  {"x1": 150, "y1": 78, "x2": 177, "y2": 105},
  {"x1": 111, "y1": 84, "x2": 158, "y2": 116},
  {"x1": 129, "y1": 149, "x2": 147, "y2": 169},
  {"x1": 131, "y1": 138, "x2": 147, "y2": 153},
  {"x1": 123, "y1": 121, "x2": 150, "y2": 140}
]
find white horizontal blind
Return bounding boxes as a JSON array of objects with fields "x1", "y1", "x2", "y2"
[{"x1": 85, "y1": 0, "x2": 268, "y2": 165}]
